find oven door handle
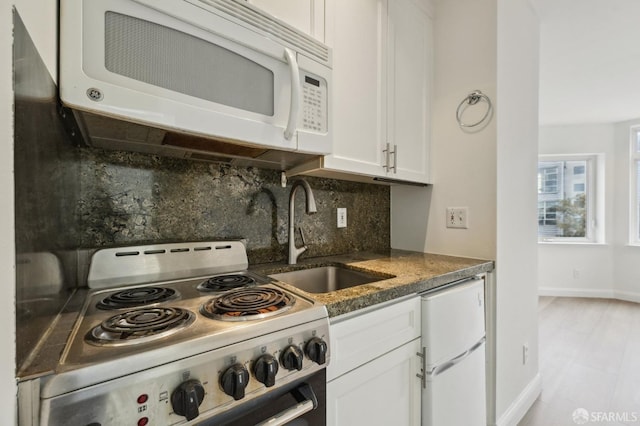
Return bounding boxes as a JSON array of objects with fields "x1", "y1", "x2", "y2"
[{"x1": 256, "y1": 382, "x2": 318, "y2": 426}]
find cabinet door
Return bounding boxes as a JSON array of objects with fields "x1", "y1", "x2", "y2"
[
  {"x1": 322, "y1": 0, "x2": 387, "y2": 177},
  {"x1": 328, "y1": 296, "x2": 421, "y2": 381},
  {"x1": 245, "y1": 0, "x2": 325, "y2": 42},
  {"x1": 327, "y1": 338, "x2": 421, "y2": 426},
  {"x1": 386, "y1": 0, "x2": 432, "y2": 183}
]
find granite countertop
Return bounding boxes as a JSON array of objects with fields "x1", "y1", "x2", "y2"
[{"x1": 250, "y1": 249, "x2": 494, "y2": 317}]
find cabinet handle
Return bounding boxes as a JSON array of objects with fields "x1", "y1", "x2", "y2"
[
  {"x1": 391, "y1": 144, "x2": 397, "y2": 173},
  {"x1": 383, "y1": 143, "x2": 391, "y2": 171},
  {"x1": 383, "y1": 144, "x2": 397, "y2": 173},
  {"x1": 416, "y1": 346, "x2": 426, "y2": 389}
]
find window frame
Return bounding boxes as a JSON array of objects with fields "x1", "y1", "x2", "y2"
[
  {"x1": 537, "y1": 154, "x2": 598, "y2": 243},
  {"x1": 630, "y1": 128, "x2": 640, "y2": 245}
]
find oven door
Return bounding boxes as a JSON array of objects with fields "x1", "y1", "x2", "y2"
[{"x1": 206, "y1": 370, "x2": 326, "y2": 426}]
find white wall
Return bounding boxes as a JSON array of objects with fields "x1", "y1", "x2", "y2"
[
  {"x1": 538, "y1": 122, "x2": 640, "y2": 302},
  {"x1": 495, "y1": 1, "x2": 540, "y2": 423},
  {"x1": 613, "y1": 119, "x2": 640, "y2": 300},
  {"x1": 14, "y1": 0, "x2": 57, "y2": 81},
  {"x1": 392, "y1": 0, "x2": 497, "y2": 259},
  {"x1": 1, "y1": 3, "x2": 16, "y2": 425},
  {"x1": 392, "y1": 0, "x2": 540, "y2": 425},
  {"x1": 537, "y1": 124, "x2": 616, "y2": 297}
]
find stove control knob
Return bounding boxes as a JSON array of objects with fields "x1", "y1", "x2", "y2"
[
  {"x1": 305, "y1": 337, "x2": 328, "y2": 365},
  {"x1": 281, "y1": 345, "x2": 304, "y2": 371},
  {"x1": 254, "y1": 354, "x2": 279, "y2": 387},
  {"x1": 220, "y1": 363, "x2": 250, "y2": 400},
  {"x1": 171, "y1": 379, "x2": 205, "y2": 421}
]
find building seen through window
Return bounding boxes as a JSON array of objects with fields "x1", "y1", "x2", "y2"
[{"x1": 537, "y1": 158, "x2": 589, "y2": 239}]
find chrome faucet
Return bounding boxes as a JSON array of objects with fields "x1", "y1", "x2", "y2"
[{"x1": 288, "y1": 179, "x2": 317, "y2": 265}]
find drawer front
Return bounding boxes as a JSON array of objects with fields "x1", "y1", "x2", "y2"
[{"x1": 327, "y1": 297, "x2": 420, "y2": 381}]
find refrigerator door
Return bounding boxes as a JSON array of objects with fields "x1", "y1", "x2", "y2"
[
  {"x1": 421, "y1": 278, "x2": 485, "y2": 368},
  {"x1": 423, "y1": 340, "x2": 487, "y2": 426}
]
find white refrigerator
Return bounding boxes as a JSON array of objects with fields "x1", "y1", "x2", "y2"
[{"x1": 420, "y1": 277, "x2": 486, "y2": 426}]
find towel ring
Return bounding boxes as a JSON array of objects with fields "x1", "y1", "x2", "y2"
[{"x1": 456, "y1": 90, "x2": 493, "y2": 128}]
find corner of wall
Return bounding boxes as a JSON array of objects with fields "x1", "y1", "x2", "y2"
[
  {"x1": 2, "y1": 3, "x2": 17, "y2": 425},
  {"x1": 495, "y1": 373, "x2": 542, "y2": 426},
  {"x1": 495, "y1": 0, "x2": 540, "y2": 422}
]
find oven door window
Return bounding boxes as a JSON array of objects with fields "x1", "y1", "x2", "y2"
[{"x1": 204, "y1": 371, "x2": 325, "y2": 426}]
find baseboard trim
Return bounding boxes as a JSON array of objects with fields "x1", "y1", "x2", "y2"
[
  {"x1": 539, "y1": 287, "x2": 640, "y2": 303},
  {"x1": 495, "y1": 373, "x2": 542, "y2": 426},
  {"x1": 538, "y1": 287, "x2": 615, "y2": 298},
  {"x1": 612, "y1": 290, "x2": 640, "y2": 303}
]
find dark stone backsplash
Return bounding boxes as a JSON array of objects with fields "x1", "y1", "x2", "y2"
[
  {"x1": 13, "y1": 9, "x2": 389, "y2": 372},
  {"x1": 77, "y1": 149, "x2": 390, "y2": 264}
]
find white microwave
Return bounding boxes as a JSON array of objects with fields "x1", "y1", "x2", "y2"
[{"x1": 59, "y1": 0, "x2": 332, "y2": 159}]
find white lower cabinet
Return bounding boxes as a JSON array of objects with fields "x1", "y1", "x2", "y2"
[
  {"x1": 327, "y1": 338, "x2": 421, "y2": 425},
  {"x1": 326, "y1": 297, "x2": 422, "y2": 425}
]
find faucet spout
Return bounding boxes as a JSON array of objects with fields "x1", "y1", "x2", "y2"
[{"x1": 288, "y1": 179, "x2": 316, "y2": 265}]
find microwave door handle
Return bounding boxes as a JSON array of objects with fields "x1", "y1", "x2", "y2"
[{"x1": 283, "y1": 48, "x2": 300, "y2": 141}]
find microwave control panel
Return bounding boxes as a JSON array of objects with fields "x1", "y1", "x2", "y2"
[{"x1": 301, "y1": 75, "x2": 328, "y2": 134}]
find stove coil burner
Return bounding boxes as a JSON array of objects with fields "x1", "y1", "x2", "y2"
[
  {"x1": 197, "y1": 274, "x2": 257, "y2": 293},
  {"x1": 87, "y1": 307, "x2": 195, "y2": 346},
  {"x1": 97, "y1": 287, "x2": 178, "y2": 310},
  {"x1": 201, "y1": 287, "x2": 295, "y2": 321}
]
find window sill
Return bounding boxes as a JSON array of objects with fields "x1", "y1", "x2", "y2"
[{"x1": 538, "y1": 240, "x2": 606, "y2": 246}]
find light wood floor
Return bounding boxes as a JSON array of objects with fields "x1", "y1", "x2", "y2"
[{"x1": 519, "y1": 297, "x2": 640, "y2": 426}]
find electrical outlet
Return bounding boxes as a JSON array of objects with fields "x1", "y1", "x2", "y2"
[
  {"x1": 523, "y1": 343, "x2": 529, "y2": 365},
  {"x1": 446, "y1": 207, "x2": 468, "y2": 229},
  {"x1": 337, "y1": 208, "x2": 347, "y2": 228}
]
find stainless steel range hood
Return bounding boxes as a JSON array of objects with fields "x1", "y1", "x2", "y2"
[{"x1": 68, "y1": 110, "x2": 322, "y2": 170}]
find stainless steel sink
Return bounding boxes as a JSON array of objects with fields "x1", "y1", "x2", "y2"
[{"x1": 269, "y1": 265, "x2": 392, "y2": 294}]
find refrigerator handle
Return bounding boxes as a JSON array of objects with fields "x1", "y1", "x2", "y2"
[
  {"x1": 431, "y1": 337, "x2": 486, "y2": 377},
  {"x1": 416, "y1": 347, "x2": 426, "y2": 389}
]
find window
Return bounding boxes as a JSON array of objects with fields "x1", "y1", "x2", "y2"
[
  {"x1": 538, "y1": 201, "x2": 558, "y2": 225},
  {"x1": 631, "y1": 129, "x2": 640, "y2": 244},
  {"x1": 538, "y1": 165, "x2": 559, "y2": 194},
  {"x1": 538, "y1": 155, "x2": 597, "y2": 242}
]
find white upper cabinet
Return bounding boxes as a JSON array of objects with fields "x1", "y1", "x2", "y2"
[
  {"x1": 244, "y1": 0, "x2": 326, "y2": 42},
  {"x1": 302, "y1": 0, "x2": 432, "y2": 184},
  {"x1": 386, "y1": 0, "x2": 432, "y2": 183},
  {"x1": 321, "y1": 0, "x2": 387, "y2": 177}
]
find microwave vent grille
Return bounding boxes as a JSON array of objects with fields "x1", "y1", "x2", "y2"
[
  {"x1": 105, "y1": 12, "x2": 274, "y2": 115},
  {"x1": 195, "y1": 0, "x2": 330, "y2": 65}
]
